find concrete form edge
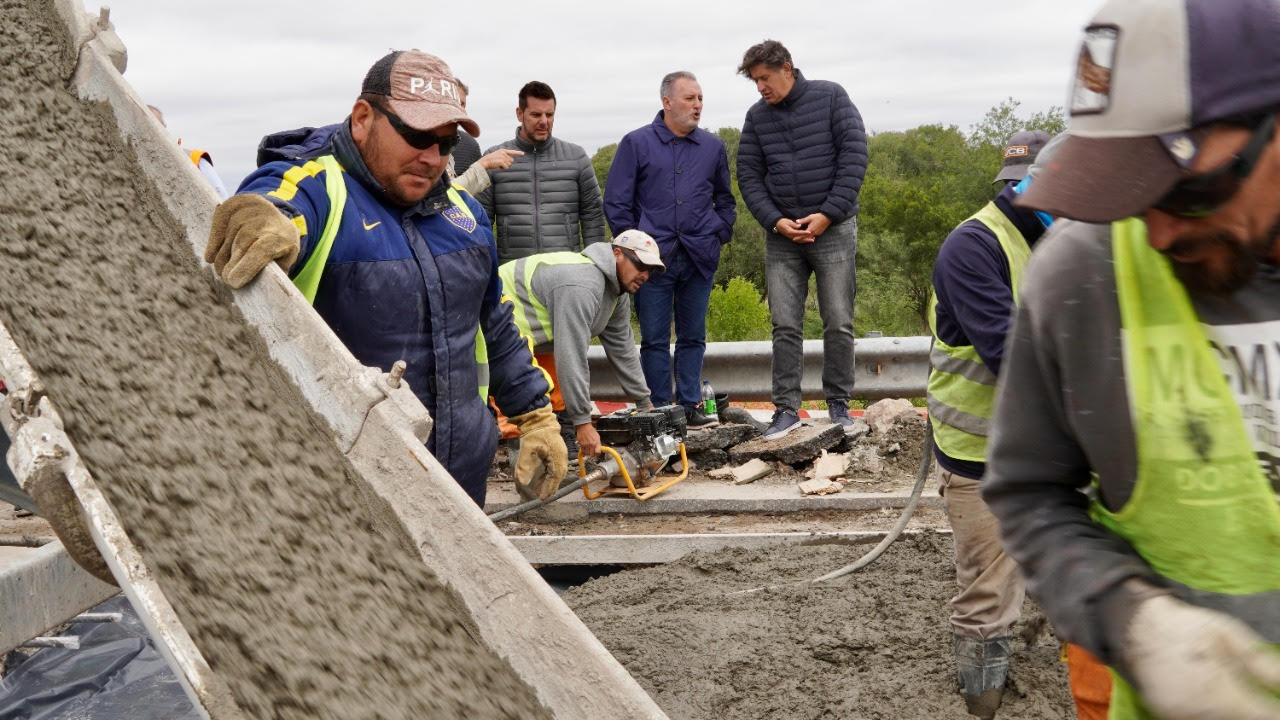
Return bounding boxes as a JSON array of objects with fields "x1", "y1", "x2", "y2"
[
  {"x1": 54, "y1": 5, "x2": 667, "y2": 718},
  {"x1": 0, "y1": 541, "x2": 116, "y2": 655}
]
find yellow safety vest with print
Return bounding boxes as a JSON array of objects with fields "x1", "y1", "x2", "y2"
[
  {"x1": 288, "y1": 157, "x2": 490, "y2": 398},
  {"x1": 927, "y1": 201, "x2": 1032, "y2": 462},
  {"x1": 497, "y1": 251, "x2": 595, "y2": 347},
  {"x1": 1099, "y1": 218, "x2": 1280, "y2": 720}
]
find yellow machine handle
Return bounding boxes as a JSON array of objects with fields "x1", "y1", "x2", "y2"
[{"x1": 580, "y1": 444, "x2": 688, "y2": 501}]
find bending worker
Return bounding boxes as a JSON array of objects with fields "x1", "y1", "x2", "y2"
[
  {"x1": 500, "y1": 230, "x2": 661, "y2": 472},
  {"x1": 202, "y1": 49, "x2": 567, "y2": 505},
  {"x1": 984, "y1": 1, "x2": 1280, "y2": 719},
  {"x1": 928, "y1": 131, "x2": 1063, "y2": 719}
]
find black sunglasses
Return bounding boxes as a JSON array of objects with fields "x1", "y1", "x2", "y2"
[
  {"x1": 369, "y1": 102, "x2": 461, "y2": 155},
  {"x1": 1153, "y1": 112, "x2": 1276, "y2": 218},
  {"x1": 621, "y1": 247, "x2": 662, "y2": 274}
]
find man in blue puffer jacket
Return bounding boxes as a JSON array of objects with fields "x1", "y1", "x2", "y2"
[
  {"x1": 736, "y1": 39, "x2": 868, "y2": 441},
  {"x1": 202, "y1": 49, "x2": 567, "y2": 506}
]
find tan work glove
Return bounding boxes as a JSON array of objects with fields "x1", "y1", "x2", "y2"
[
  {"x1": 1124, "y1": 594, "x2": 1280, "y2": 720},
  {"x1": 205, "y1": 194, "x2": 300, "y2": 288},
  {"x1": 510, "y1": 404, "x2": 568, "y2": 500}
]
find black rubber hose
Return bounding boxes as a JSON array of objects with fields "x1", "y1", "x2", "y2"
[
  {"x1": 0, "y1": 482, "x2": 41, "y2": 517},
  {"x1": 728, "y1": 420, "x2": 935, "y2": 598},
  {"x1": 809, "y1": 421, "x2": 934, "y2": 584},
  {"x1": 486, "y1": 474, "x2": 595, "y2": 523}
]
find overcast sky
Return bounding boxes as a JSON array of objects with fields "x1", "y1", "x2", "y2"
[{"x1": 88, "y1": 1, "x2": 1098, "y2": 188}]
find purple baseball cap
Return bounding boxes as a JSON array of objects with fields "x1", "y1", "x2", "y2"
[{"x1": 1017, "y1": 0, "x2": 1280, "y2": 222}]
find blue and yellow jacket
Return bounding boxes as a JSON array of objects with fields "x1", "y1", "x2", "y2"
[{"x1": 238, "y1": 122, "x2": 550, "y2": 504}]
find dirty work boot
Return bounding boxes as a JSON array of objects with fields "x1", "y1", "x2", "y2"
[{"x1": 953, "y1": 635, "x2": 1010, "y2": 719}]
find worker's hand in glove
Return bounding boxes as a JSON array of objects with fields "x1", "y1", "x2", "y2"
[
  {"x1": 576, "y1": 423, "x2": 601, "y2": 458},
  {"x1": 205, "y1": 194, "x2": 300, "y2": 288},
  {"x1": 1123, "y1": 593, "x2": 1280, "y2": 720},
  {"x1": 510, "y1": 405, "x2": 568, "y2": 500}
]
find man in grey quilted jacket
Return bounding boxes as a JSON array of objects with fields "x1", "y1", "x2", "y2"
[
  {"x1": 478, "y1": 81, "x2": 607, "y2": 263},
  {"x1": 736, "y1": 39, "x2": 868, "y2": 441}
]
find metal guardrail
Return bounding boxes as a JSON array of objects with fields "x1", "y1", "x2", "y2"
[{"x1": 588, "y1": 335, "x2": 931, "y2": 402}]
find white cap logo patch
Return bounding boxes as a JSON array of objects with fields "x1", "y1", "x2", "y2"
[
  {"x1": 1071, "y1": 26, "x2": 1118, "y2": 116},
  {"x1": 408, "y1": 76, "x2": 459, "y2": 102}
]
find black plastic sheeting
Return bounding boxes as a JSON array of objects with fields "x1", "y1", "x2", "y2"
[{"x1": 0, "y1": 596, "x2": 198, "y2": 719}]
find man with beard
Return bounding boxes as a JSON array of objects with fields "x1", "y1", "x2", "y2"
[
  {"x1": 604, "y1": 71, "x2": 736, "y2": 427},
  {"x1": 983, "y1": 1, "x2": 1280, "y2": 719},
  {"x1": 203, "y1": 50, "x2": 567, "y2": 505},
  {"x1": 478, "y1": 81, "x2": 606, "y2": 264},
  {"x1": 498, "y1": 230, "x2": 661, "y2": 466}
]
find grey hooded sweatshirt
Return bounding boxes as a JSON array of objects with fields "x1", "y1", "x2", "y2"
[{"x1": 506, "y1": 241, "x2": 651, "y2": 426}]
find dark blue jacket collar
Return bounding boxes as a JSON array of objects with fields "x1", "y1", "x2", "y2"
[
  {"x1": 650, "y1": 111, "x2": 703, "y2": 144},
  {"x1": 776, "y1": 70, "x2": 809, "y2": 109},
  {"x1": 256, "y1": 121, "x2": 448, "y2": 214}
]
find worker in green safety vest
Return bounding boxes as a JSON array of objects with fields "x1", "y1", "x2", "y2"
[
  {"x1": 983, "y1": 1, "x2": 1280, "y2": 719},
  {"x1": 498, "y1": 230, "x2": 660, "y2": 466},
  {"x1": 926, "y1": 131, "x2": 1065, "y2": 719}
]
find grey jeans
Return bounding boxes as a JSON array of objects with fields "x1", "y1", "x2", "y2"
[{"x1": 764, "y1": 217, "x2": 857, "y2": 411}]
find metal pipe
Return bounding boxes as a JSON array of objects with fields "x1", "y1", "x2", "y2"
[
  {"x1": 588, "y1": 336, "x2": 931, "y2": 402},
  {"x1": 71, "y1": 612, "x2": 123, "y2": 623},
  {"x1": 22, "y1": 636, "x2": 80, "y2": 650}
]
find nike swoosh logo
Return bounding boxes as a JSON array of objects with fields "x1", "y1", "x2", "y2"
[{"x1": 363, "y1": 219, "x2": 381, "y2": 230}]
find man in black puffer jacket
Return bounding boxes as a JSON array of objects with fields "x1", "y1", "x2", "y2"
[
  {"x1": 736, "y1": 39, "x2": 868, "y2": 441},
  {"x1": 478, "y1": 81, "x2": 607, "y2": 263}
]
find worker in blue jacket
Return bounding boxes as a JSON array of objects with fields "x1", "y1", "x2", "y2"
[{"x1": 202, "y1": 50, "x2": 567, "y2": 505}]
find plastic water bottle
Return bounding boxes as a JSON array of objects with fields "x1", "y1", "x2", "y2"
[{"x1": 702, "y1": 381, "x2": 717, "y2": 419}]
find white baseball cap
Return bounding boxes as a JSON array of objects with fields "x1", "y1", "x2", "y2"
[{"x1": 611, "y1": 230, "x2": 665, "y2": 270}]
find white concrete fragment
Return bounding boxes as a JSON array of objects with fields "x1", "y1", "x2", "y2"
[
  {"x1": 707, "y1": 466, "x2": 734, "y2": 479},
  {"x1": 731, "y1": 458, "x2": 774, "y2": 485},
  {"x1": 798, "y1": 478, "x2": 844, "y2": 496},
  {"x1": 809, "y1": 450, "x2": 848, "y2": 482}
]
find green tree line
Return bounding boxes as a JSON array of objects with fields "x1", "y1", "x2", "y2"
[{"x1": 591, "y1": 98, "x2": 1065, "y2": 340}]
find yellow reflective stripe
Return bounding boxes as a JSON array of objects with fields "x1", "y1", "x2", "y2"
[
  {"x1": 291, "y1": 156, "x2": 345, "y2": 304},
  {"x1": 291, "y1": 215, "x2": 307, "y2": 237},
  {"x1": 446, "y1": 187, "x2": 476, "y2": 221},
  {"x1": 267, "y1": 160, "x2": 324, "y2": 202},
  {"x1": 475, "y1": 326, "x2": 489, "y2": 400},
  {"x1": 525, "y1": 332, "x2": 554, "y2": 397}
]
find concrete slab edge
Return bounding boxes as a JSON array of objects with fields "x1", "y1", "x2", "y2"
[
  {"x1": 0, "y1": 541, "x2": 116, "y2": 654},
  {"x1": 511, "y1": 528, "x2": 951, "y2": 565}
]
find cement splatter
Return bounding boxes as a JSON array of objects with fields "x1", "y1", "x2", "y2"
[{"x1": 0, "y1": 2, "x2": 549, "y2": 718}]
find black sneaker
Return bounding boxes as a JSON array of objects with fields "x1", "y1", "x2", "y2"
[
  {"x1": 561, "y1": 428, "x2": 579, "y2": 456},
  {"x1": 763, "y1": 409, "x2": 801, "y2": 440},
  {"x1": 683, "y1": 404, "x2": 717, "y2": 428},
  {"x1": 828, "y1": 400, "x2": 856, "y2": 429}
]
